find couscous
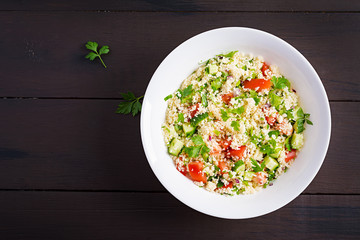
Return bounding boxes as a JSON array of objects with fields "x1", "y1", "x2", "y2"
[{"x1": 162, "y1": 51, "x2": 312, "y2": 195}]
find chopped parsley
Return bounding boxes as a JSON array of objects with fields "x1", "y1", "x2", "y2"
[
  {"x1": 231, "y1": 121, "x2": 240, "y2": 131},
  {"x1": 164, "y1": 94, "x2": 172, "y2": 101},
  {"x1": 271, "y1": 76, "x2": 291, "y2": 90},
  {"x1": 251, "y1": 159, "x2": 265, "y2": 172},
  {"x1": 220, "y1": 109, "x2": 230, "y2": 121}
]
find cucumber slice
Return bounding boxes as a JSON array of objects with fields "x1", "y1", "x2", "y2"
[
  {"x1": 168, "y1": 138, "x2": 184, "y2": 156},
  {"x1": 201, "y1": 152, "x2": 209, "y2": 161},
  {"x1": 291, "y1": 133, "x2": 304, "y2": 149},
  {"x1": 174, "y1": 124, "x2": 183, "y2": 135},
  {"x1": 244, "y1": 171, "x2": 255, "y2": 181},
  {"x1": 209, "y1": 64, "x2": 218, "y2": 75},
  {"x1": 182, "y1": 122, "x2": 196, "y2": 137},
  {"x1": 232, "y1": 160, "x2": 245, "y2": 173},
  {"x1": 269, "y1": 147, "x2": 282, "y2": 159},
  {"x1": 264, "y1": 155, "x2": 279, "y2": 172},
  {"x1": 292, "y1": 106, "x2": 301, "y2": 121}
]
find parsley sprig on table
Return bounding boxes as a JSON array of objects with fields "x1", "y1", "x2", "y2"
[
  {"x1": 116, "y1": 92, "x2": 143, "y2": 116},
  {"x1": 85, "y1": 41, "x2": 110, "y2": 68}
]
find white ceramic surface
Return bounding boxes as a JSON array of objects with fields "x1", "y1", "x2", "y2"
[{"x1": 140, "y1": 27, "x2": 331, "y2": 219}]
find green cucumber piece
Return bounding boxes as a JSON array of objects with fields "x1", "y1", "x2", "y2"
[
  {"x1": 269, "y1": 147, "x2": 282, "y2": 159},
  {"x1": 168, "y1": 138, "x2": 184, "y2": 156},
  {"x1": 209, "y1": 64, "x2": 218, "y2": 75},
  {"x1": 244, "y1": 171, "x2": 255, "y2": 181},
  {"x1": 291, "y1": 133, "x2": 304, "y2": 149},
  {"x1": 201, "y1": 152, "x2": 209, "y2": 161},
  {"x1": 232, "y1": 160, "x2": 245, "y2": 173},
  {"x1": 182, "y1": 122, "x2": 196, "y2": 137},
  {"x1": 264, "y1": 155, "x2": 279, "y2": 172}
]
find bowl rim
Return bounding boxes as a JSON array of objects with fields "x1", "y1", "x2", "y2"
[{"x1": 140, "y1": 27, "x2": 331, "y2": 219}]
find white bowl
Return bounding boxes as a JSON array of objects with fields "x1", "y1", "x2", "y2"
[{"x1": 140, "y1": 27, "x2": 331, "y2": 219}]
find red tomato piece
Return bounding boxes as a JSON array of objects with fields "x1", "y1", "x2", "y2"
[
  {"x1": 221, "y1": 93, "x2": 234, "y2": 105},
  {"x1": 243, "y1": 79, "x2": 272, "y2": 92},
  {"x1": 188, "y1": 161, "x2": 207, "y2": 183},
  {"x1": 266, "y1": 116, "x2": 277, "y2": 126},
  {"x1": 261, "y1": 63, "x2": 271, "y2": 77},
  {"x1": 218, "y1": 139, "x2": 232, "y2": 151},
  {"x1": 177, "y1": 168, "x2": 187, "y2": 176},
  {"x1": 218, "y1": 161, "x2": 229, "y2": 174},
  {"x1": 189, "y1": 103, "x2": 200, "y2": 118},
  {"x1": 228, "y1": 145, "x2": 246, "y2": 160},
  {"x1": 285, "y1": 149, "x2": 297, "y2": 163},
  {"x1": 222, "y1": 181, "x2": 233, "y2": 189}
]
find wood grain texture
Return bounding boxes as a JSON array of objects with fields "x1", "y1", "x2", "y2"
[
  {"x1": 0, "y1": 12, "x2": 359, "y2": 100},
  {"x1": 0, "y1": 192, "x2": 359, "y2": 240},
  {"x1": 0, "y1": 100, "x2": 358, "y2": 193},
  {"x1": 0, "y1": 0, "x2": 359, "y2": 11}
]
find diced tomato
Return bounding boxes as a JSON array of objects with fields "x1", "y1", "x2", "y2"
[
  {"x1": 243, "y1": 79, "x2": 272, "y2": 92},
  {"x1": 222, "y1": 181, "x2": 233, "y2": 189},
  {"x1": 210, "y1": 146, "x2": 221, "y2": 156},
  {"x1": 228, "y1": 145, "x2": 246, "y2": 160},
  {"x1": 285, "y1": 149, "x2": 297, "y2": 163},
  {"x1": 253, "y1": 172, "x2": 268, "y2": 185},
  {"x1": 221, "y1": 93, "x2": 234, "y2": 105},
  {"x1": 218, "y1": 139, "x2": 232, "y2": 151},
  {"x1": 188, "y1": 161, "x2": 207, "y2": 183},
  {"x1": 261, "y1": 63, "x2": 271, "y2": 77},
  {"x1": 177, "y1": 168, "x2": 187, "y2": 176},
  {"x1": 217, "y1": 161, "x2": 229, "y2": 174},
  {"x1": 189, "y1": 103, "x2": 200, "y2": 118},
  {"x1": 266, "y1": 116, "x2": 277, "y2": 126}
]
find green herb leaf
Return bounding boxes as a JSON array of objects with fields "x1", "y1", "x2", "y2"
[
  {"x1": 268, "y1": 130, "x2": 280, "y2": 138},
  {"x1": 98, "y1": 45, "x2": 109, "y2": 55},
  {"x1": 269, "y1": 91, "x2": 282, "y2": 110},
  {"x1": 271, "y1": 76, "x2": 291, "y2": 90},
  {"x1": 249, "y1": 90, "x2": 260, "y2": 105},
  {"x1": 218, "y1": 51, "x2": 238, "y2": 59},
  {"x1": 191, "y1": 112, "x2": 209, "y2": 127},
  {"x1": 184, "y1": 146, "x2": 202, "y2": 158},
  {"x1": 297, "y1": 107, "x2": 305, "y2": 118},
  {"x1": 213, "y1": 129, "x2": 220, "y2": 136},
  {"x1": 177, "y1": 113, "x2": 184, "y2": 123},
  {"x1": 201, "y1": 92, "x2": 208, "y2": 107},
  {"x1": 217, "y1": 180, "x2": 224, "y2": 188},
  {"x1": 231, "y1": 121, "x2": 240, "y2": 131},
  {"x1": 85, "y1": 52, "x2": 98, "y2": 61},
  {"x1": 220, "y1": 109, "x2": 230, "y2": 122},
  {"x1": 306, "y1": 119, "x2": 313, "y2": 125},
  {"x1": 285, "y1": 136, "x2": 292, "y2": 151},
  {"x1": 85, "y1": 41, "x2": 109, "y2": 68},
  {"x1": 232, "y1": 160, "x2": 244, "y2": 171},
  {"x1": 116, "y1": 92, "x2": 143, "y2": 116},
  {"x1": 121, "y1": 92, "x2": 136, "y2": 101},
  {"x1": 85, "y1": 41, "x2": 98, "y2": 52},
  {"x1": 191, "y1": 135, "x2": 204, "y2": 146},
  {"x1": 211, "y1": 78, "x2": 223, "y2": 91},
  {"x1": 181, "y1": 85, "x2": 193, "y2": 98},
  {"x1": 251, "y1": 159, "x2": 265, "y2": 172},
  {"x1": 295, "y1": 119, "x2": 305, "y2": 133},
  {"x1": 164, "y1": 94, "x2": 172, "y2": 101},
  {"x1": 231, "y1": 106, "x2": 245, "y2": 115}
]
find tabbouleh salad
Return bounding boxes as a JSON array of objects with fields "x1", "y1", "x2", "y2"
[{"x1": 162, "y1": 51, "x2": 312, "y2": 195}]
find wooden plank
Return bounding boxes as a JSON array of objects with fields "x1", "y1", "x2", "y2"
[
  {"x1": 0, "y1": 0, "x2": 359, "y2": 11},
  {"x1": 0, "y1": 12, "x2": 359, "y2": 100},
  {"x1": 0, "y1": 100, "x2": 358, "y2": 193},
  {"x1": 0, "y1": 192, "x2": 359, "y2": 239}
]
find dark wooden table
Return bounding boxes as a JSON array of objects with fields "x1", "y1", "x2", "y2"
[{"x1": 0, "y1": 1, "x2": 359, "y2": 239}]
